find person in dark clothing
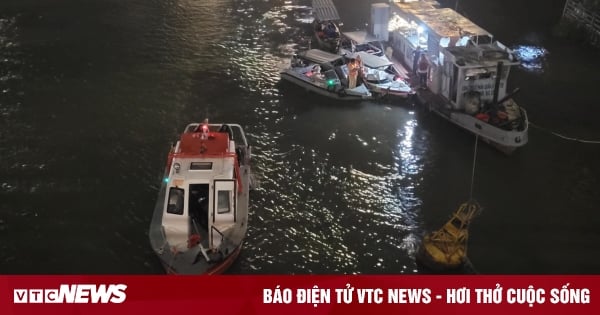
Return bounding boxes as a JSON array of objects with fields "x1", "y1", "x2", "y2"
[
  {"x1": 324, "y1": 22, "x2": 337, "y2": 38},
  {"x1": 412, "y1": 46, "x2": 422, "y2": 75},
  {"x1": 417, "y1": 54, "x2": 430, "y2": 89}
]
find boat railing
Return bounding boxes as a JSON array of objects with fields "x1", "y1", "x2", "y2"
[
  {"x1": 184, "y1": 123, "x2": 249, "y2": 147},
  {"x1": 518, "y1": 107, "x2": 529, "y2": 132},
  {"x1": 236, "y1": 144, "x2": 251, "y2": 166},
  {"x1": 191, "y1": 218, "x2": 211, "y2": 262},
  {"x1": 211, "y1": 225, "x2": 235, "y2": 253}
]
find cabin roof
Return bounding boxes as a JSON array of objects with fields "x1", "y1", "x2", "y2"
[
  {"x1": 342, "y1": 31, "x2": 381, "y2": 45},
  {"x1": 394, "y1": 0, "x2": 439, "y2": 13},
  {"x1": 419, "y1": 8, "x2": 491, "y2": 38},
  {"x1": 298, "y1": 49, "x2": 343, "y2": 64},
  {"x1": 179, "y1": 131, "x2": 230, "y2": 156},
  {"x1": 351, "y1": 51, "x2": 392, "y2": 68},
  {"x1": 445, "y1": 44, "x2": 519, "y2": 66},
  {"x1": 394, "y1": 3, "x2": 491, "y2": 39},
  {"x1": 312, "y1": 0, "x2": 340, "y2": 22}
]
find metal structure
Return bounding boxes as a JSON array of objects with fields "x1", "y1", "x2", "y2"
[
  {"x1": 417, "y1": 200, "x2": 481, "y2": 271},
  {"x1": 562, "y1": 0, "x2": 600, "y2": 47}
]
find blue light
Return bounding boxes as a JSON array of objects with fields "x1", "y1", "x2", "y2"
[
  {"x1": 164, "y1": 177, "x2": 169, "y2": 183},
  {"x1": 512, "y1": 45, "x2": 548, "y2": 73}
]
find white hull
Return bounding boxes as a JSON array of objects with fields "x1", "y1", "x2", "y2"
[
  {"x1": 429, "y1": 104, "x2": 528, "y2": 153},
  {"x1": 363, "y1": 79, "x2": 413, "y2": 99},
  {"x1": 280, "y1": 71, "x2": 372, "y2": 101},
  {"x1": 343, "y1": 50, "x2": 414, "y2": 99}
]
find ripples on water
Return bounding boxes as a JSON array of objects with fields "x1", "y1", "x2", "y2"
[
  {"x1": 226, "y1": 1, "x2": 428, "y2": 273},
  {"x1": 2, "y1": 0, "x2": 598, "y2": 274},
  {"x1": 0, "y1": 0, "x2": 430, "y2": 274},
  {"x1": 247, "y1": 108, "x2": 428, "y2": 273}
]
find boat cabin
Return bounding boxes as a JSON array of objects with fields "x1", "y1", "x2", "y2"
[
  {"x1": 389, "y1": 2, "x2": 493, "y2": 74},
  {"x1": 440, "y1": 42, "x2": 519, "y2": 113},
  {"x1": 162, "y1": 123, "x2": 246, "y2": 253},
  {"x1": 351, "y1": 51, "x2": 393, "y2": 70},
  {"x1": 340, "y1": 31, "x2": 385, "y2": 57},
  {"x1": 293, "y1": 49, "x2": 348, "y2": 88}
]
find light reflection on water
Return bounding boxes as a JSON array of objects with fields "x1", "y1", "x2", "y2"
[
  {"x1": 247, "y1": 94, "x2": 429, "y2": 272},
  {"x1": 5, "y1": 0, "x2": 597, "y2": 275},
  {"x1": 0, "y1": 0, "x2": 430, "y2": 274}
]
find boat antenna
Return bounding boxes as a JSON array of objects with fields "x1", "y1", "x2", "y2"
[
  {"x1": 469, "y1": 135, "x2": 479, "y2": 201},
  {"x1": 203, "y1": 106, "x2": 211, "y2": 123}
]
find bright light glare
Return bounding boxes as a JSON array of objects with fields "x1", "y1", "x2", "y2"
[{"x1": 513, "y1": 45, "x2": 548, "y2": 73}]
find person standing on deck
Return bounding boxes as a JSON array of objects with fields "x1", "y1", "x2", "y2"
[
  {"x1": 385, "y1": 46, "x2": 394, "y2": 60},
  {"x1": 412, "y1": 46, "x2": 422, "y2": 75},
  {"x1": 417, "y1": 54, "x2": 430, "y2": 89},
  {"x1": 356, "y1": 54, "x2": 364, "y2": 84},
  {"x1": 348, "y1": 58, "x2": 358, "y2": 89}
]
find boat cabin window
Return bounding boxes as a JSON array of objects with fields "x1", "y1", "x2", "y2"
[
  {"x1": 217, "y1": 190, "x2": 231, "y2": 214},
  {"x1": 456, "y1": 36, "x2": 471, "y2": 47},
  {"x1": 190, "y1": 162, "x2": 213, "y2": 170},
  {"x1": 167, "y1": 187, "x2": 184, "y2": 215},
  {"x1": 464, "y1": 68, "x2": 493, "y2": 81},
  {"x1": 474, "y1": 35, "x2": 493, "y2": 45}
]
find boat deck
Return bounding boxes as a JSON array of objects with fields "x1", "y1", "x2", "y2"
[
  {"x1": 384, "y1": 46, "x2": 449, "y2": 111},
  {"x1": 411, "y1": 82, "x2": 453, "y2": 117},
  {"x1": 388, "y1": 55, "x2": 411, "y2": 81},
  {"x1": 381, "y1": 51, "x2": 431, "y2": 102}
]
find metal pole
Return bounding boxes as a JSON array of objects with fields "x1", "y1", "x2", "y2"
[{"x1": 469, "y1": 135, "x2": 478, "y2": 201}]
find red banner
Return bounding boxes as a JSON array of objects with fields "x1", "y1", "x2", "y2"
[{"x1": 0, "y1": 276, "x2": 595, "y2": 315}]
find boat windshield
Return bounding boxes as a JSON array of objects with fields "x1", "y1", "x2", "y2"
[
  {"x1": 367, "y1": 77, "x2": 391, "y2": 84},
  {"x1": 323, "y1": 69, "x2": 338, "y2": 80}
]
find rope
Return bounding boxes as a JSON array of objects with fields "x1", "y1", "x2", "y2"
[
  {"x1": 469, "y1": 135, "x2": 478, "y2": 201},
  {"x1": 529, "y1": 122, "x2": 600, "y2": 144}
]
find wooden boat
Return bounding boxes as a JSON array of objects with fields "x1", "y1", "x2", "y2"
[{"x1": 149, "y1": 120, "x2": 254, "y2": 274}]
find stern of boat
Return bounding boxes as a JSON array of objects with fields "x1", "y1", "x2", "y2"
[{"x1": 448, "y1": 106, "x2": 529, "y2": 153}]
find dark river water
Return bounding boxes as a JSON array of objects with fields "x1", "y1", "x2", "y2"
[{"x1": 0, "y1": 0, "x2": 599, "y2": 274}]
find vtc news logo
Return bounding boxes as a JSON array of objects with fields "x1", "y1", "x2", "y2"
[{"x1": 13, "y1": 284, "x2": 127, "y2": 304}]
